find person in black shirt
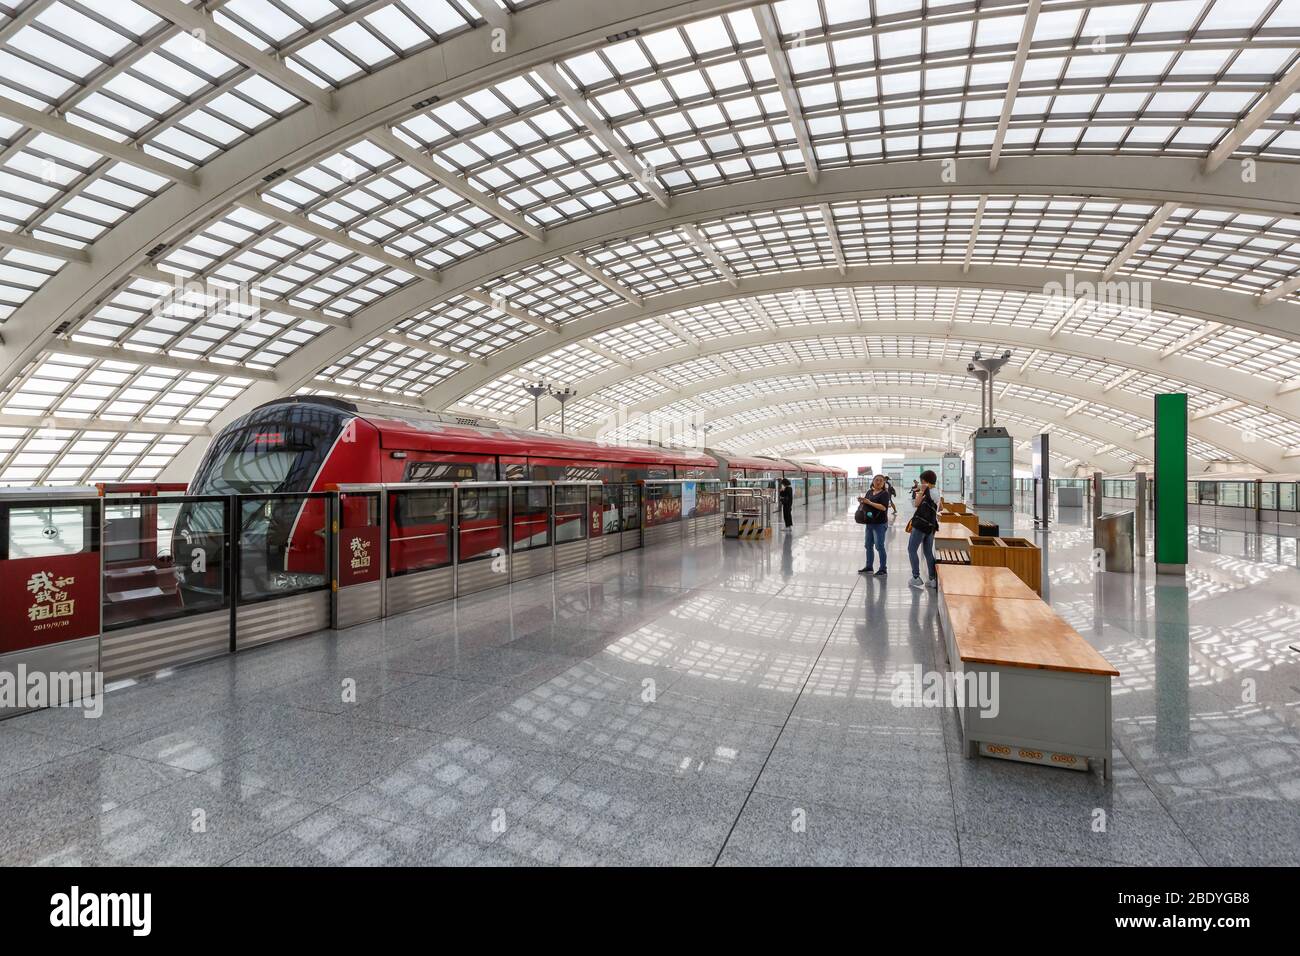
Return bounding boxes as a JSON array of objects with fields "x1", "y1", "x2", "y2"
[
  {"x1": 858, "y1": 474, "x2": 891, "y2": 575},
  {"x1": 778, "y1": 477, "x2": 794, "y2": 531}
]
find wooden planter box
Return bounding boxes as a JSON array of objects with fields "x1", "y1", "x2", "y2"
[
  {"x1": 1000, "y1": 537, "x2": 1042, "y2": 595},
  {"x1": 946, "y1": 502, "x2": 968, "y2": 515},
  {"x1": 968, "y1": 536, "x2": 1005, "y2": 568}
]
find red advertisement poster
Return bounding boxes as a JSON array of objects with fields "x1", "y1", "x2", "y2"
[
  {"x1": 338, "y1": 526, "x2": 382, "y2": 587},
  {"x1": 0, "y1": 551, "x2": 101, "y2": 653}
]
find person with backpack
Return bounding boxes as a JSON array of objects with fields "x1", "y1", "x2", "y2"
[
  {"x1": 856, "y1": 474, "x2": 891, "y2": 575},
  {"x1": 907, "y1": 469, "x2": 941, "y2": 589},
  {"x1": 777, "y1": 477, "x2": 794, "y2": 531}
]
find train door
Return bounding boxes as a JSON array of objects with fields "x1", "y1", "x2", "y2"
[{"x1": 333, "y1": 485, "x2": 383, "y2": 629}]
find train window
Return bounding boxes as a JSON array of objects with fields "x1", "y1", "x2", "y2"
[
  {"x1": 501, "y1": 458, "x2": 528, "y2": 481},
  {"x1": 458, "y1": 487, "x2": 508, "y2": 563},
  {"x1": 404, "y1": 461, "x2": 480, "y2": 482},
  {"x1": 387, "y1": 488, "x2": 453, "y2": 575},
  {"x1": 511, "y1": 486, "x2": 550, "y2": 551},
  {"x1": 391, "y1": 489, "x2": 451, "y2": 527}
]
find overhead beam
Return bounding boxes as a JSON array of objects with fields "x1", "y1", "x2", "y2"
[
  {"x1": 988, "y1": 0, "x2": 1042, "y2": 172},
  {"x1": 754, "y1": 4, "x2": 818, "y2": 184},
  {"x1": 240, "y1": 195, "x2": 440, "y2": 281},
  {"x1": 819, "y1": 204, "x2": 846, "y2": 275},
  {"x1": 1161, "y1": 321, "x2": 1224, "y2": 358},
  {"x1": 0, "y1": 413, "x2": 209, "y2": 436},
  {"x1": 134, "y1": 0, "x2": 335, "y2": 111},
  {"x1": 534, "y1": 62, "x2": 670, "y2": 208},
  {"x1": 1260, "y1": 273, "x2": 1300, "y2": 306},
  {"x1": 962, "y1": 195, "x2": 986, "y2": 274},
  {"x1": 463, "y1": 0, "x2": 511, "y2": 33},
  {"x1": 51, "y1": 340, "x2": 278, "y2": 381},
  {"x1": 1102, "y1": 201, "x2": 1178, "y2": 280},
  {"x1": 372, "y1": 127, "x2": 543, "y2": 241},
  {"x1": 132, "y1": 264, "x2": 350, "y2": 329},
  {"x1": 0, "y1": 94, "x2": 198, "y2": 186},
  {"x1": 682, "y1": 225, "x2": 738, "y2": 288},
  {"x1": 462, "y1": 289, "x2": 557, "y2": 333},
  {"x1": 562, "y1": 253, "x2": 643, "y2": 307},
  {"x1": 373, "y1": 331, "x2": 484, "y2": 366},
  {"x1": 1204, "y1": 58, "x2": 1300, "y2": 174},
  {"x1": 0, "y1": 230, "x2": 90, "y2": 263}
]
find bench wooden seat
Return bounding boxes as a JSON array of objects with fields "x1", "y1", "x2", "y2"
[
  {"x1": 935, "y1": 523, "x2": 973, "y2": 543},
  {"x1": 942, "y1": 593, "x2": 1119, "y2": 676},
  {"x1": 936, "y1": 548, "x2": 970, "y2": 565},
  {"x1": 935, "y1": 564, "x2": 1036, "y2": 601},
  {"x1": 936, "y1": 564, "x2": 1119, "y2": 778}
]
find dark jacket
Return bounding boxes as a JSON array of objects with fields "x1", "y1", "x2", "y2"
[
  {"x1": 863, "y1": 488, "x2": 890, "y2": 524},
  {"x1": 779, "y1": 485, "x2": 794, "y2": 507}
]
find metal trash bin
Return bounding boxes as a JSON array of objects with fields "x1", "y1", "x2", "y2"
[{"x1": 1094, "y1": 511, "x2": 1135, "y2": 573}]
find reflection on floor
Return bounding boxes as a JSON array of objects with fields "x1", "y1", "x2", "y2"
[{"x1": 1, "y1": 501, "x2": 1297, "y2": 866}]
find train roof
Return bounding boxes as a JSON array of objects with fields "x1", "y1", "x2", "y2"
[{"x1": 345, "y1": 401, "x2": 718, "y2": 468}]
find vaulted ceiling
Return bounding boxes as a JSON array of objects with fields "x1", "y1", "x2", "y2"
[{"x1": 0, "y1": 0, "x2": 1297, "y2": 484}]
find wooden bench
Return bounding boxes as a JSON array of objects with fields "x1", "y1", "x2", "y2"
[
  {"x1": 935, "y1": 565, "x2": 1119, "y2": 778},
  {"x1": 936, "y1": 548, "x2": 970, "y2": 565}
]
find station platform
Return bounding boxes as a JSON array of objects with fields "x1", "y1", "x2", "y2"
[{"x1": 0, "y1": 502, "x2": 1296, "y2": 867}]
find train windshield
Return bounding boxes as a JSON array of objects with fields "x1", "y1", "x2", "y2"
[{"x1": 189, "y1": 402, "x2": 349, "y2": 495}]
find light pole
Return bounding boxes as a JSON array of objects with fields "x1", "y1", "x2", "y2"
[
  {"x1": 549, "y1": 385, "x2": 576, "y2": 434},
  {"x1": 523, "y1": 381, "x2": 548, "y2": 430}
]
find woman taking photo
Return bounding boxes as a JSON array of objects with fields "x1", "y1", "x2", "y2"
[
  {"x1": 907, "y1": 469, "x2": 941, "y2": 589},
  {"x1": 857, "y1": 475, "x2": 890, "y2": 575}
]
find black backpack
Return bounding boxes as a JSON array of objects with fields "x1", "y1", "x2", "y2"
[
  {"x1": 912, "y1": 488, "x2": 939, "y2": 532},
  {"x1": 854, "y1": 501, "x2": 869, "y2": 524}
]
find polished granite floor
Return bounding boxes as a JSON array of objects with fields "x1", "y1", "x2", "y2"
[{"x1": 2, "y1": 500, "x2": 1298, "y2": 866}]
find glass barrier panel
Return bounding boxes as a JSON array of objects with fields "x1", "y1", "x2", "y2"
[
  {"x1": 601, "y1": 483, "x2": 638, "y2": 534},
  {"x1": 695, "y1": 482, "x2": 721, "y2": 516},
  {"x1": 512, "y1": 485, "x2": 551, "y2": 552},
  {"x1": 388, "y1": 488, "x2": 452, "y2": 576},
  {"x1": 1282, "y1": 484, "x2": 1298, "y2": 511},
  {"x1": 6, "y1": 504, "x2": 92, "y2": 559},
  {"x1": 554, "y1": 485, "x2": 587, "y2": 542},
  {"x1": 1261, "y1": 483, "x2": 1277, "y2": 510},
  {"x1": 644, "y1": 483, "x2": 683, "y2": 527},
  {"x1": 459, "y1": 486, "x2": 508, "y2": 562},
  {"x1": 105, "y1": 496, "x2": 228, "y2": 630},
  {"x1": 238, "y1": 495, "x2": 329, "y2": 602}
]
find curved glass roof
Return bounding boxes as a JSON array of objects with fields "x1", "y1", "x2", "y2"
[{"x1": 0, "y1": 0, "x2": 1297, "y2": 484}]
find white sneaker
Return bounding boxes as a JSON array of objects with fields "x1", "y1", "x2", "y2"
[
  {"x1": 909, "y1": 576, "x2": 924, "y2": 589},
  {"x1": 925, "y1": 578, "x2": 938, "y2": 589}
]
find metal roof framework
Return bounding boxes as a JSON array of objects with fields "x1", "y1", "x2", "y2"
[{"x1": 0, "y1": 0, "x2": 1296, "y2": 483}]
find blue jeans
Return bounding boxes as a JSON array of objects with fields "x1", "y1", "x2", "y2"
[
  {"x1": 908, "y1": 527, "x2": 936, "y2": 579},
  {"x1": 864, "y1": 522, "x2": 887, "y2": 571}
]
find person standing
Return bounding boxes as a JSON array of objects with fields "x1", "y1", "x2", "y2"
[
  {"x1": 907, "y1": 469, "x2": 941, "y2": 589},
  {"x1": 778, "y1": 477, "x2": 794, "y2": 531},
  {"x1": 885, "y1": 477, "x2": 898, "y2": 519},
  {"x1": 858, "y1": 474, "x2": 890, "y2": 575}
]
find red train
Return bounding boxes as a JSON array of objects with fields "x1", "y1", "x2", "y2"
[{"x1": 174, "y1": 397, "x2": 845, "y2": 599}]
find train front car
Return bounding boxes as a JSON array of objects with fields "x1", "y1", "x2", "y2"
[{"x1": 175, "y1": 397, "x2": 378, "y2": 605}]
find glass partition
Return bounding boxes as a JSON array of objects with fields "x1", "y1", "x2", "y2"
[
  {"x1": 644, "y1": 482, "x2": 683, "y2": 526},
  {"x1": 695, "y1": 481, "x2": 721, "y2": 516},
  {"x1": 554, "y1": 485, "x2": 587, "y2": 542},
  {"x1": 603, "y1": 483, "x2": 639, "y2": 533},
  {"x1": 106, "y1": 495, "x2": 228, "y2": 630},
  {"x1": 1282, "y1": 483, "x2": 1298, "y2": 512},
  {"x1": 388, "y1": 488, "x2": 453, "y2": 575},
  {"x1": 458, "y1": 486, "x2": 508, "y2": 562},
  {"x1": 237, "y1": 493, "x2": 330, "y2": 602},
  {"x1": 511, "y1": 484, "x2": 551, "y2": 552}
]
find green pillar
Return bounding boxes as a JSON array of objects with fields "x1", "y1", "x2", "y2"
[{"x1": 1154, "y1": 393, "x2": 1188, "y2": 574}]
